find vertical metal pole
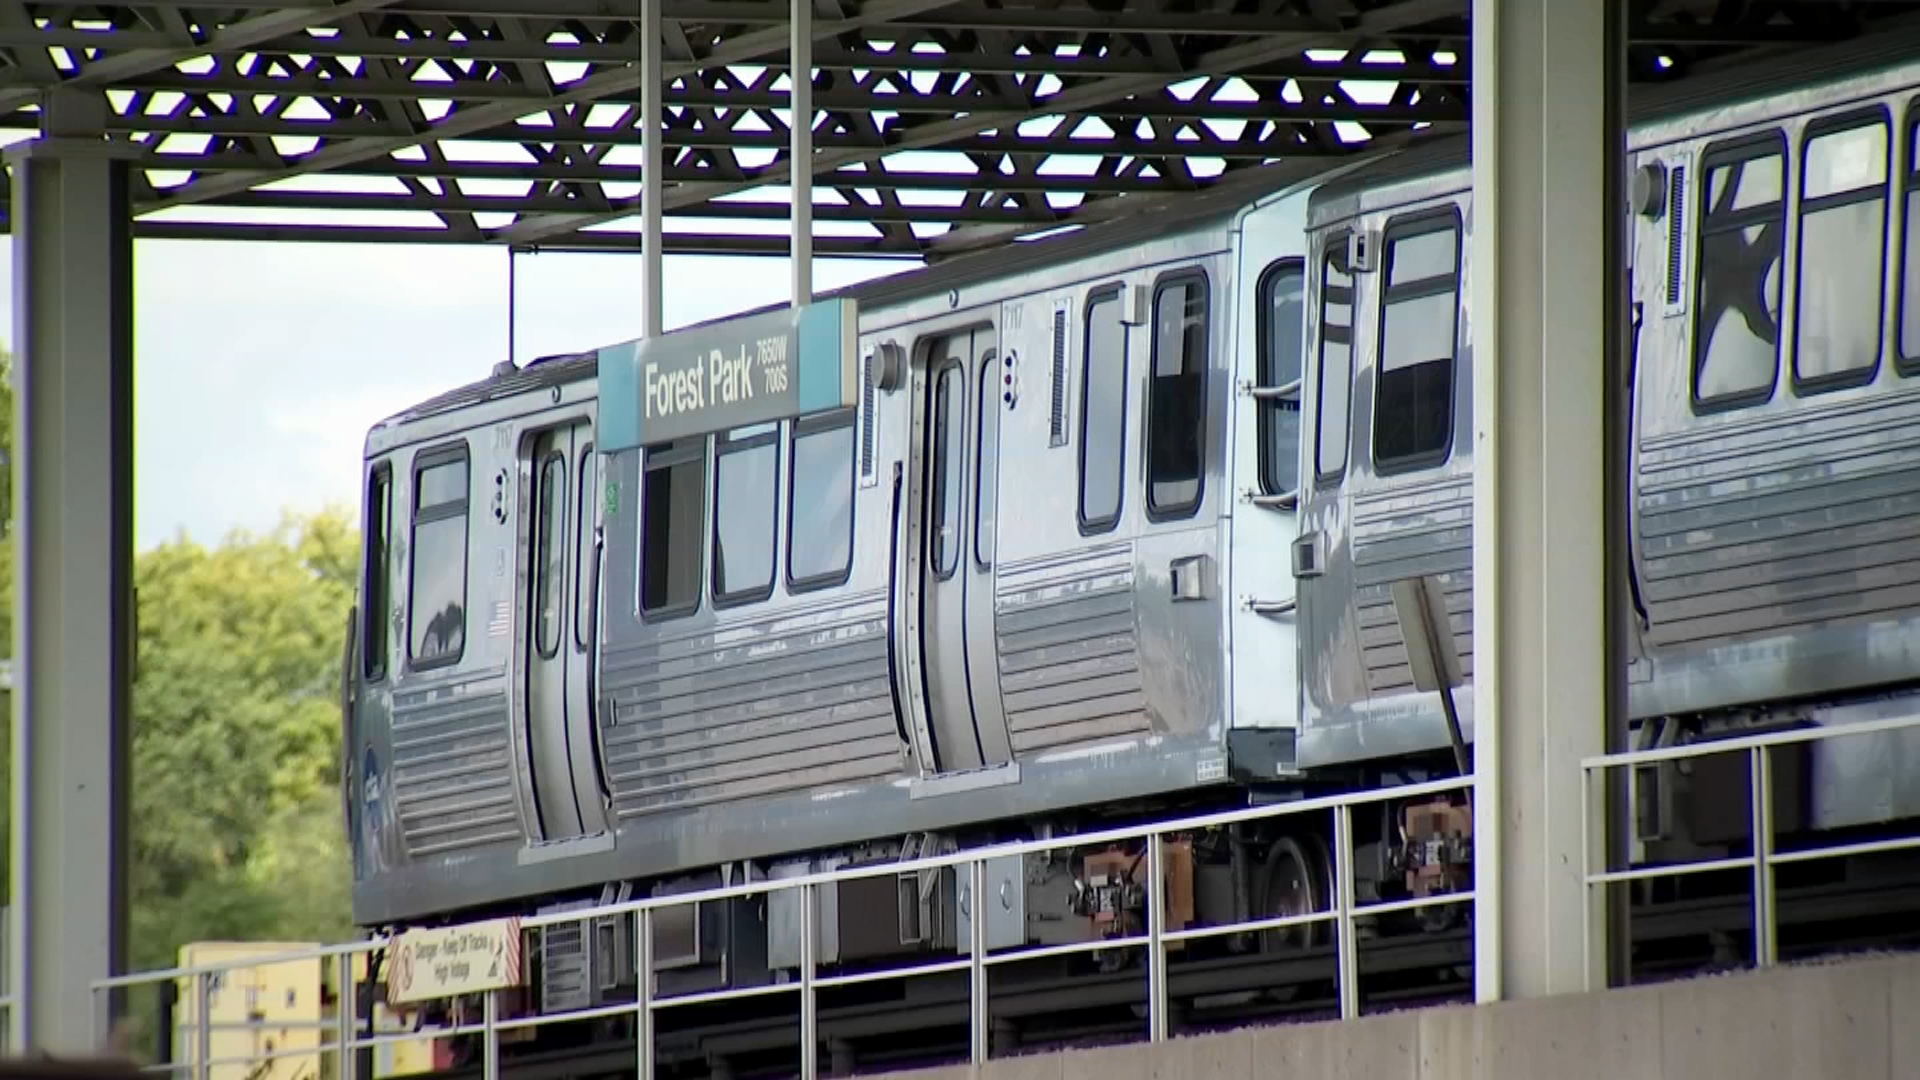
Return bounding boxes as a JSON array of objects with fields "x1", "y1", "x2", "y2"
[
  {"x1": 8, "y1": 90, "x2": 137, "y2": 1054},
  {"x1": 194, "y1": 973, "x2": 211, "y2": 1080},
  {"x1": 1334, "y1": 805, "x2": 1359, "y2": 1020},
  {"x1": 799, "y1": 884, "x2": 817, "y2": 1080},
  {"x1": 1599, "y1": 0, "x2": 1635, "y2": 994},
  {"x1": 640, "y1": 0, "x2": 664, "y2": 338},
  {"x1": 506, "y1": 248, "x2": 519, "y2": 369},
  {"x1": 1580, "y1": 764, "x2": 1596, "y2": 990},
  {"x1": 336, "y1": 954, "x2": 357, "y2": 1080},
  {"x1": 1750, "y1": 747, "x2": 1776, "y2": 968},
  {"x1": 968, "y1": 860, "x2": 988, "y2": 1065},
  {"x1": 482, "y1": 990, "x2": 499, "y2": 1080},
  {"x1": 1145, "y1": 835, "x2": 1167, "y2": 1043},
  {"x1": 635, "y1": 909, "x2": 654, "y2": 1080},
  {"x1": 789, "y1": 0, "x2": 812, "y2": 306}
]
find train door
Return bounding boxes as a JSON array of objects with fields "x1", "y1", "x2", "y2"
[
  {"x1": 917, "y1": 326, "x2": 1016, "y2": 772},
  {"x1": 1229, "y1": 255, "x2": 1308, "y2": 729},
  {"x1": 522, "y1": 418, "x2": 609, "y2": 841}
]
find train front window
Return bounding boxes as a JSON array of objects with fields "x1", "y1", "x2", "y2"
[
  {"x1": 1316, "y1": 234, "x2": 1354, "y2": 481},
  {"x1": 1373, "y1": 215, "x2": 1460, "y2": 471},
  {"x1": 1258, "y1": 260, "x2": 1305, "y2": 497},
  {"x1": 930, "y1": 363, "x2": 965, "y2": 578},
  {"x1": 362, "y1": 464, "x2": 392, "y2": 681},
  {"x1": 640, "y1": 438, "x2": 706, "y2": 619},
  {"x1": 1145, "y1": 272, "x2": 1209, "y2": 519},
  {"x1": 1795, "y1": 114, "x2": 1889, "y2": 388},
  {"x1": 712, "y1": 424, "x2": 779, "y2": 605},
  {"x1": 1078, "y1": 289, "x2": 1128, "y2": 532},
  {"x1": 408, "y1": 449, "x2": 469, "y2": 669},
  {"x1": 1693, "y1": 135, "x2": 1786, "y2": 408}
]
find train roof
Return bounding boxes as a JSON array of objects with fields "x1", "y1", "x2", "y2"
[
  {"x1": 1308, "y1": 16, "x2": 1920, "y2": 214},
  {"x1": 369, "y1": 146, "x2": 1412, "y2": 437}
]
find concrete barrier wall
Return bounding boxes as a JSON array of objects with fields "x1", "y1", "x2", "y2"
[{"x1": 873, "y1": 952, "x2": 1920, "y2": 1080}]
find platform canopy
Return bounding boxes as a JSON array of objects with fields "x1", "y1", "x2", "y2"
[{"x1": 0, "y1": 0, "x2": 1914, "y2": 260}]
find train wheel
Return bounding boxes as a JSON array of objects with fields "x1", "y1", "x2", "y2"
[{"x1": 1259, "y1": 836, "x2": 1330, "y2": 953}]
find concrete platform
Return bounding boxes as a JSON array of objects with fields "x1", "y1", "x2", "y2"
[{"x1": 873, "y1": 952, "x2": 1920, "y2": 1080}]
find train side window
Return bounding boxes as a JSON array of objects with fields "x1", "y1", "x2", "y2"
[
  {"x1": 787, "y1": 408, "x2": 856, "y2": 592},
  {"x1": 639, "y1": 437, "x2": 706, "y2": 620},
  {"x1": 712, "y1": 423, "x2": 779, "y2": 607},
  {"x1": 573, "y1": 444, "x2": 596, "y2": 652},
  {"x1": 1315, "y1": 233, "x2": 1354, "y2": 481},
  {"x1": 1078, "y1": 286, "x2": 1128, "y2": 534},
  {"x1": 1794, "y1": 111, "x2": 1890, "y2": 391},
  {"x1": 1902, "y1": 110, "x2": 1920, "y2": 370},
  {"x1": 1693, "y1": 132, "x2": 1786, "y2": 410},
  {"x1": 1373, "y1": 212, "x2": 1461, "y2": 472},
  {"x1": 1256, "y1": 259, "x2": 1305, "y2": 497},
  {"x1": 1145, "y1": 269, "x2": 1209, "y2": 520},
  {"x1": 362, "y1": 463, "x2": 392, "y2": 681},
  {"x1": 534, "y1": 450, "x2": 567, "y2": 659},
  {"x1": 407, "y1": 446, "x2": 470, "y2": 669}
]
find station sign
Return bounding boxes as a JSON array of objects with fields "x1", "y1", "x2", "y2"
[
  {"x1": 385, "y1": 917, "x2": 523, "y2": 1004},
  {"x1": 598, "y1": 297, "x2": 861, "y2": 451}
]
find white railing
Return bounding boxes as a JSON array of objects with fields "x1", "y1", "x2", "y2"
[
  {"x1": 1580, "y1": 712, "x2": 1920, "y2": 984},
  {"x1": 90, "y1": 775, "x2": 1476, "y2": 1080}
]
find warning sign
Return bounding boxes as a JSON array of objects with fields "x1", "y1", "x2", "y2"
[{"x1": 385, "y1": 918, "x2": 523, "y2": 1004}]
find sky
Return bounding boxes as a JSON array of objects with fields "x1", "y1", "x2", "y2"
[{"x1": 0, "y1": 236, "x2": 907, "y2": 551}]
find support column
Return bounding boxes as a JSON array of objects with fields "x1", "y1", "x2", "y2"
[
  {"x1": 6, "y1": 90, "x2": 136, "y2": 1051},
  {"x1": 790, "y1": 0, "x2": 812, "y2": 305},
  {"x1": 1469, "y1": 0, "x2": 1626, "y2": 1000},
  {"x1": 640, "y1": 0, "x2": 664, "y2": 338}
]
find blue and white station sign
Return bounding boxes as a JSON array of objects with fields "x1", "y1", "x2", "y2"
[{"x1": 598, "y1": 298, "x2": 860, "y2": 451}]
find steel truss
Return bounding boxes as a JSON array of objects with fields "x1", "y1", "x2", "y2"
[{"x1": 0, "y1": 0, "x2": 1912, "y2": 257}]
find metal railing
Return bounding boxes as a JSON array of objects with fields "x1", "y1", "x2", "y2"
[
  {"x1": 90, "y1": 775, "x2": 1476, "y2": 1080},
  {"x1": 1580, "y1": 712, "x2": 1920, "y2": 985}
]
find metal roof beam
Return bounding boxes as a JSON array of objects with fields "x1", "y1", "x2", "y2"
[
  {"x1": 0, "y1": 0, "x2": 412, "y2": 113},
  {"x1": 498, "y1": 0, "x2": 1463, "y2": 244},
  {"x1": 142, "y1": 0, "x2": 970, "y2": 211}
]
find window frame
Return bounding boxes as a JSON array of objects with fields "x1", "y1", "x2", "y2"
[
  {"x1": 709, "y1": 424, "x2": 781, "y2": 610},
  {"x1": 972, "y1": 351, "x2": 1004, "y2": 569},
  {"x1": 1076, "y1": 281, "x2": 1130, "y2": 536},
  {"x1": 928, "y1": 357, "x2": 967, "y2": 582},
  {"x1": 785, "y1": 407, "x2": 858, "y2": 594},
  {"x1": 1896, "y1": 98, "x2": 1920, "y2": 376},
  {"x1": 1690, "y1": 128, "x2": 1789, "y2": 415},
  {"x1": 573, "y1": 442, "x2": 596, "y2": 653},
  {"x1": 361, "y1": 461, "x2": 393, "y2": 682},
  {"x1": 637, "y1": 437, "x2": 708, "y2": 624},
  {"x1": 534, "y1": 448, "x2": 568, "y2": 660},
  {"x1": 1371, "y1": 206, "x2": 1464, "y2": 477},
  {"x1": 1254, "y1": 257, "x2": 1307, "y2": 498},
  {"x1": 1790, "y1": 106, "x2": 1892, "y2": 396},
  {"x1": 404, "y1": 440, "x2": 471, "y2": 673},
  {"x1": 1142, "y1": 266, "x2": 1212, "y2": 522},
  {"x1": 1314, "y1": 230, "x2": 1355, "y2": 486}
]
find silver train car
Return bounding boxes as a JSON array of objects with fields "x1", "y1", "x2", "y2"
[{"x1": 340, "y1": 32, "x2": 1920, "y2": 1032}]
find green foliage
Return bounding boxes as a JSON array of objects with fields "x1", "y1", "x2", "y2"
[{"x1": 0, "y1": 344, "x2": 360, "y2": 971}]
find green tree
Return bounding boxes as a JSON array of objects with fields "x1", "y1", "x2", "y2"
[{"x1": 0, "y1": 343, "x2": 359, "y2": 969}]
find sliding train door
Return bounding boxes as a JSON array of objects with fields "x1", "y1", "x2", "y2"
[
  {"x1": 521, "y1": 417, "x2": 610, "y2": 841},
  {"x1": 914, "y1": 326, "x2": 1015, "y2": 773}
]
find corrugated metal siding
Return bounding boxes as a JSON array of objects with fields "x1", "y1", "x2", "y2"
[
  {"x1": 390, "y1": 681, "x2": 524, "y2": 858},
  {"x1": 599, "y1": 591, "x2": 901, "y2": 817},
  {"x1": 1349, "y1": 476, "x2": 1475, "y2": 696},
  {"x1": 994, "y1": 542, "x2": 1150, "y2": 754},
  {"x1": 1638, "y1": 388, "x2": 1920, "y2": 648}
]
